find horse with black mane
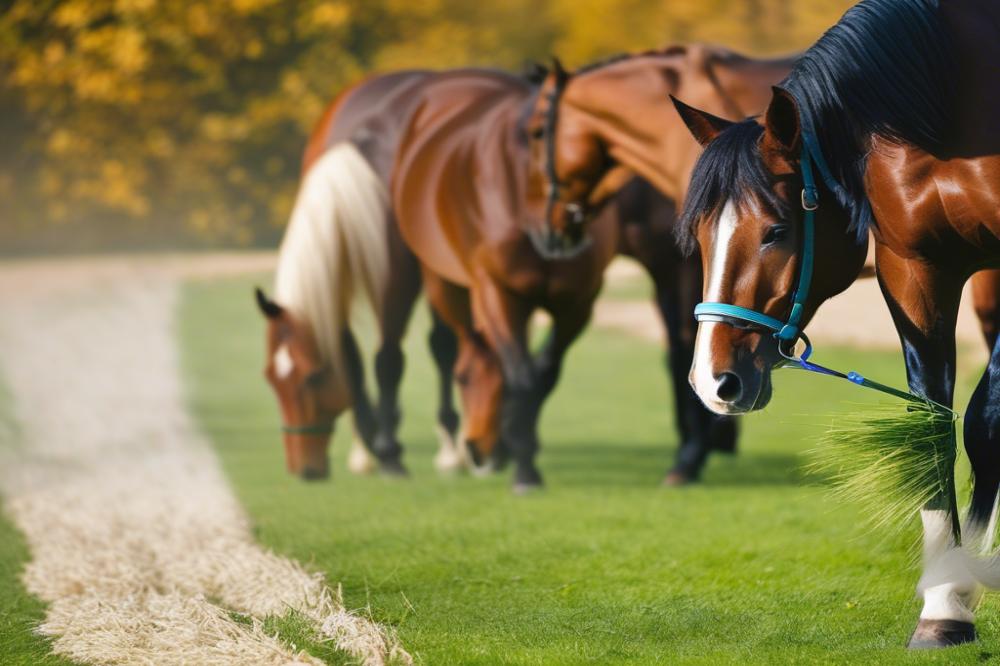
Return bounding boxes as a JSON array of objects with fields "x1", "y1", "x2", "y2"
[
  {"x1": 664, "y1": 0, "x2": 1000, "y2": 648},
  {"x1": 255, "y1": 45, "x2": 795, "y2": 489}
]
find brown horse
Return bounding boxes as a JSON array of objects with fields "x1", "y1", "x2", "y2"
[
  {"x1": 661, "y1": 0, "x2": 1000, "y2": 649},
  {"x1": 255, "y1": 47, "x2": 793, "y2": 488}
]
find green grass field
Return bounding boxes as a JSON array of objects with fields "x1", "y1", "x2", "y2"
[{"x1": 179, "y1": 273, "x2": 998, "y2": 665}]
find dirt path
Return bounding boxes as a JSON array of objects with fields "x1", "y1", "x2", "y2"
[{"x1": 0, "y1": 255, "x2": 408, "y2": 666}]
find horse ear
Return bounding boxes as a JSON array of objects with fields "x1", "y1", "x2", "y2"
[
  {"x1": 763, "y1": 86, "x2": 802, "y2": 155},
  {"x1": 523, "y1": 60, "x2": 549, "y2": 85},
  {"x1": 670, "y1": 95, "x2": 734, "y2": 146},
  {"x1": 255, "y1": 287, "x2": 283, "y2": 319},
  {"x1": 550, "y1": 56, "x2": 569, "y2": 87}
]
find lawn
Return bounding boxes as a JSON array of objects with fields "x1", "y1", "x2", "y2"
[{"x1": 177, "y1": 272, "x2": 993, "y2": 665}]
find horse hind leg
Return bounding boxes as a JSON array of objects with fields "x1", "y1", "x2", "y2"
[{"x1": 427, "y1": 306, "x2": 466, "y2": 473}]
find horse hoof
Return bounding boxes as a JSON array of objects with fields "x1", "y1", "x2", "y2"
[
  {"x1": 347, "y1": 439, "x2": 378, "y2": 475},
  {"x1": 470, "y1": 459, "x2": 500, "y2": 477},
  {"x1": 512, "y1": 480, "x2": 543, "y2": 495},
  {"x1": 512, "y1": 467, "x2": 543, "y2": 494},
  {"x1": 433, "y1": 449, "x2": 466, "y2": 474},
  {"x1": 907, "y1": 619, "x2": 977, "y2": 649},
  {"x1": 378, "y1": 457, "x2": 409, "y2": 478},
  {"x1": 662, "y1": 470, "x2": 696, "y2": 487}
]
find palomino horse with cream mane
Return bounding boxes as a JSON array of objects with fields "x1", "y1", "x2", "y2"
[
  {"x1": 255, "y1": 46, "x2": 794, "y2": 487},
  {"x1": 664, "y1": 0, "x2": 1000, "y2": 648}
]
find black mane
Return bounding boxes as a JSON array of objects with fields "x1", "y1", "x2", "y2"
[
  {"x1": 677, "y1": 120, "x2": 789, "y2": 254},
  {"x1": 678, "y1": 0, "x2": 956, "y2": 250}
]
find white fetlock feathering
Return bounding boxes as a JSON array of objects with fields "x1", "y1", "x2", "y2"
[
  {"x1": 917, "y1": 510, "x2": 979, "y2": 622},
  {"x1": 347, "y1": 436, "x2": 378, "y2": 475},
  {"x1": 433, "y1": 424, "x2": 466, "y2": 473}
]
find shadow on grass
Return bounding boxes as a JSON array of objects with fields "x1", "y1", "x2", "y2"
[{"x1": 540, "y1": 441, "x2": 804, "y2": 489}]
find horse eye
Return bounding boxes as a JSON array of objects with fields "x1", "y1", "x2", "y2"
[
  {"x1": 530, "y1": 127, "x2": 544, "y2": 140},
  {"x1": 304, "y1": 369, "x2": 327, "y2": 387},
  {"x1": 762, "y1": 224, "x2": 790, "y2": 246}
]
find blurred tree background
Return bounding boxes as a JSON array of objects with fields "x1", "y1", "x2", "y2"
[{"x1": 0, "y1": 0, "x2": 854, "y2": 254}]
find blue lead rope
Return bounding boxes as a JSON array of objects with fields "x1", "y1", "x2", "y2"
[{"x1": 693, "y1": 137, "x2": 955, "y2": 416}]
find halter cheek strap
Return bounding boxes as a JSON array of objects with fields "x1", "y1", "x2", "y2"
[
  {"x1": 694, "y1": 144, "x2": 819, "y2": 357},
  {"x1": 281, "y1": 423, "x2": 334, "y2": 436},
  {"x1": 692, "y1": 134, "x2": 956, "y2": 413}
]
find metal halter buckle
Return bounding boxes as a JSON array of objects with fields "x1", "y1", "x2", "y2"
[{"x1": 801, "y1": 188, "x2": 819, "y2": 211}]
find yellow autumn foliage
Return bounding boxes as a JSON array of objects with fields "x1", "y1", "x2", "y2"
[{"x1": 0, "y1": 0, "x2": 854, "y2": 253}]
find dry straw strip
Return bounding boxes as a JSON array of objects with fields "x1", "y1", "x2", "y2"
[{"x1": 0, "y1": 262, "x2": 410, "y2": 665}]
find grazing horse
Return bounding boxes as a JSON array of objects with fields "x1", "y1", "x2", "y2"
[
  {"x1": 255, "y1": 46, "x2": 792, "y2": 487},
  {"x1": 664, "y1": 0, "x2": 1000, "y2": 648}
]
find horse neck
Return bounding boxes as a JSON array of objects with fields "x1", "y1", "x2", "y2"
[
  {"x1": 567, "y1": 51, "x2": 788, "y2": 202},
  {"x1": 566, "y1": 59, "x2": 701, "y2": 201},
  {"x1": 706, "y1": 51, "x2": 798, "y2": 116}
]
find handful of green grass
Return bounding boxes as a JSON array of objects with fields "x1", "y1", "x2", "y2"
[{"x1": 807, "y1": 398, "x2": 960, "y2": 543}]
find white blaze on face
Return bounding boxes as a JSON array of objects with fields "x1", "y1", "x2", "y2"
[
  {"x1": 691, "y1": 200, "x2": 739, "y2": 412},
  {"x1": 273, "y1": 344, "x2": 294, "y2": 379}
]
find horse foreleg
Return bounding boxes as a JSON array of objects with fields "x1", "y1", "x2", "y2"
[
  {"x1": 343, "y1": 328, "x2": 378, "y2": 475},
  {"x1": 970, "y1": 268, "x2": 1000, "y2": 351},
  {"x1": 427, "y1": 306, "x2": 463, "y2": 467},
  {"x1": 471, "y1": 277, "x2": 539, "y2": 491},
  {"x1": 474, "y1": 274, "x2": 594, "y2": 492},
  {"x1": 421, "y1": 269, "x2": 504, "y2": 473},
  {"x1": 368, "y1": 230, "x2": 422, "y2": 475},
  {"x1": 961, "y1": 275, "x2": 1000, "y2": 582},
  {"x1": 876, "y1": 245, "x2": 972, "y2": 648}
]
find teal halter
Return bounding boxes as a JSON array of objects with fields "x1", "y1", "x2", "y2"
[
  {"x1": 691, "y1": 132, "x2": 956, "y2": 413},
  {"x1": 693, "y1": 142, "x2": 820, "y2": 359}
]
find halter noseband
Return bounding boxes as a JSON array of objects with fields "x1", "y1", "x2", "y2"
[
  {"x1": 529, "y1": 74, "x2": 592, "y2": 259},
  {"x1": 693, "y1": 137, "x2": 826, "y2": 361}
]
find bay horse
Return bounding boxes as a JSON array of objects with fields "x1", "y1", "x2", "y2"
[
  {"x1": 254, "y1": 46, "x2": 793, "y2": 488},
  {"x1": 662, "y1": 0, "x2": 1000, "y2": 648}
]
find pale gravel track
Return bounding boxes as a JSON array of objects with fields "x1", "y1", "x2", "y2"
[{"x1": 0, "y1": 255, "x2": 409, "y2": 666}]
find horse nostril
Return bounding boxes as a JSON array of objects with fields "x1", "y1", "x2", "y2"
[{"x1": 716, "y1": 372, "x2": 743, "y2": 402}]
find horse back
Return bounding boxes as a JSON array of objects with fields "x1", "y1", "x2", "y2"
[
  {"x1": 391, "y1": 71, "x2": 537, "y2": 286},
  {"x1": 302, "y1": 70, "x2": 434, "y2": 183}
]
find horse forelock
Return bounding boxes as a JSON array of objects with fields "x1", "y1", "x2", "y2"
[{"x1": 677, "y1": 120, "x2": 789, "y2": 256}]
